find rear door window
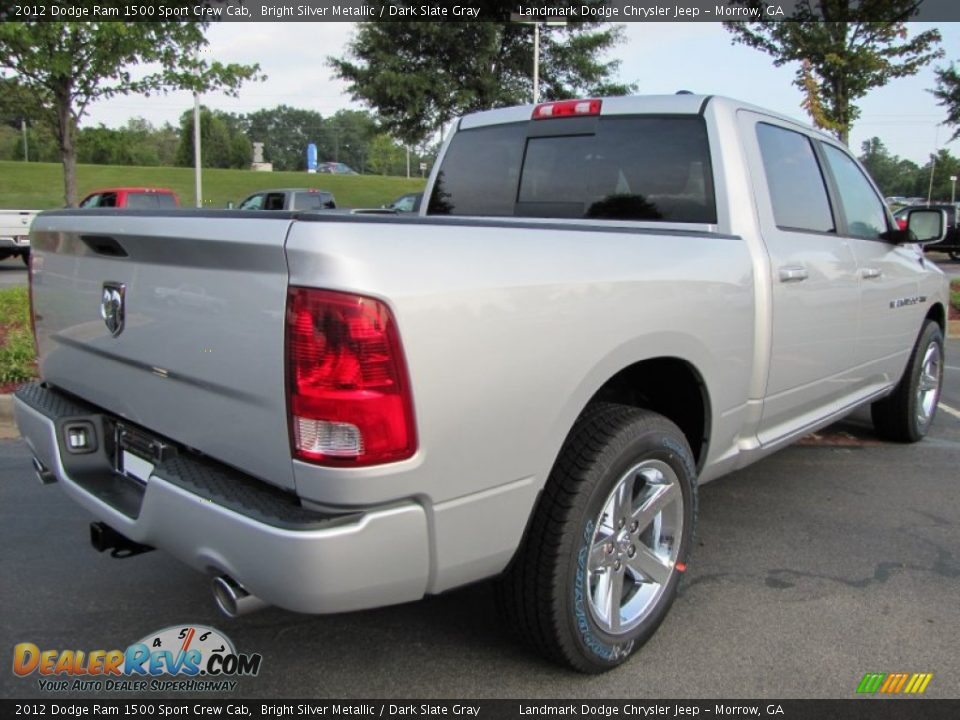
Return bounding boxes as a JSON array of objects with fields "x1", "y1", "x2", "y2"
[
  {"x1": 428, "y1": 116, "x2": 716, "y2": 223},
  {"x1": 755, "y1": 123, "x2": 835, "y2": 234}
]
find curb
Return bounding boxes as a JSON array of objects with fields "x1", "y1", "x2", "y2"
[
  {"x1": 0, "y1": 394, "x2": 12, "y2": 423},
  {"x1": 949, "y1": 320, "x2": 960, "y2": 339}
]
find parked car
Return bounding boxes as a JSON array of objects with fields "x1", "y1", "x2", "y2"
[
  {"x1": 238, "y1": 188, "x2": 336, "y2": 211},
  {"x1": 894, "y1": 203, "x2": 959, "y2": 260},
  {"x1": 385, "y1": 192, "x2": 423, "y2": 213},
  {"x1": 0, "y1": 209, "x2": 38, "y2": 264},
  {"x1": 79, "y1": 187, "x2": 180, "y2": 209},
  {"x1": 318, "y1": 162, "x2": 359, "y2": 175},
  {"x1": 16, "y1": 94, "x2": 949, "y2": 673}
]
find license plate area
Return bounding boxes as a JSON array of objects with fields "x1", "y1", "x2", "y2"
[{"x1": 112, "y1": 422, "x2": 173, "y2": 486}]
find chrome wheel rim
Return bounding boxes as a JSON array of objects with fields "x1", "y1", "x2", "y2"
[
  {"x1": 586, "y1": 459, "x2": 684, "y2": 635},
  {"x1": 916, "y1": 341, "x2": 942, "y2": 429}
]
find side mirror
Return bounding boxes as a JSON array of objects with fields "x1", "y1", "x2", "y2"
[{"x1": 905, "y1": 208, "x2": 946, "y2": 245}]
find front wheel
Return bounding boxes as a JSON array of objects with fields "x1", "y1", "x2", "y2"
[
  {"x1": 871, "y1": 320, "x2": 944, "y2": 442},
  {"x1": 498, "y1": 403, "x2": 697, "y2": 673}
]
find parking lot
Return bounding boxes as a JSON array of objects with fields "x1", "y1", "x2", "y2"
[{"x1": 1, "y1": 335, "x2": 958, "y2": 699}]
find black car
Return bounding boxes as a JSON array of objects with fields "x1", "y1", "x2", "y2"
[{"x1": 893, "y1": 204, "x2": 960, "y2": 260}]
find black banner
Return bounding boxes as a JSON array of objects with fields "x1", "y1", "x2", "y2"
[
  {"x1": 3, "y1": 700, "x2": 960, "y2": 720},
  {"x1": 3, "y1": 0, "x2": 960, "y2": 23}
]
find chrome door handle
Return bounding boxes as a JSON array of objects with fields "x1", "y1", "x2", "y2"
[
  {"x1": 861, "y1": 268, "x2": 883, "y2": 279},
  {"x1": 778, "y1": 266, "x2": 809, "y2": 283}
]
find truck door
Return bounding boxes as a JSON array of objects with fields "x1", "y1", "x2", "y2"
[
  {"x1": 739, "y1": 113, "x2": 861, "y2": 443},
  {"x1": 815, "y1": 141, "x2": 923, "y2": 385}
]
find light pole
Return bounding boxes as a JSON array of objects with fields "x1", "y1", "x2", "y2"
[
  {"x1": 509, "y1": 15, "x2": 568, "y2": 104},
  {"x1": 951, "y1": 175, "x2": 957, "y2": 205},
  {"x1": 21, "y1": 118, "x2": 28, "y2": 162}
]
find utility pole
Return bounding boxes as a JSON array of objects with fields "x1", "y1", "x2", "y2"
[
  {"x1": 193, "y1": 91, "x2": 202, "y2": 208},
  {"x1": 509, "y1": 15, "x2": 568, "y2": 104},
  {"x1": 21, "y1": 118, "x2": 28, "y2": 162}
]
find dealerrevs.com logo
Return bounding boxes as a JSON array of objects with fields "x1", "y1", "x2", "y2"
[{"x1": 13, "y1": 625, "x2": 262, "y2": 692}]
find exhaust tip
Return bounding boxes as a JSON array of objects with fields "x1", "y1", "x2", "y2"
[
  {"x1": 212, "y1": 576, "x2": 240, "y2": 618},
  {"x1": 212, "y1": 576, "x2": 267, "y2": 618}
]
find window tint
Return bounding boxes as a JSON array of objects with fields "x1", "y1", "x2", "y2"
[
  {"x1": 820, "y1": 144, "x2": 889, "y2": 239},
  {"x1": 156, "y1": 193, "x2": 178, "y2": 208},
  {"x1": 80, "y1": 194, "x2": 101, "y2": 208},
  {"x1": 99, "y1": 193, "x2": 118, "y2": 208},
  {"x1": 756, "y1": 123, "x2": 834, "y2": 233},
  {"x1": 428, "y1": 116, "x2": 716, "y2": 222}
]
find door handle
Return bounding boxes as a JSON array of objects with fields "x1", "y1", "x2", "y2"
[
  {"x1": 778, "y1": 266, "x2": 809, "y2": 283},
  {"x1": 861, "y1": 267, "x2": 883, "y2": 279}
]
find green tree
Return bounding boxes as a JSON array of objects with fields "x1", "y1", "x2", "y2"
[
  {"x1": 933, "y1": 63, "x2": 960, "y2": 141},
  {"x1": 326, "y1": 109, "x2": 379, "y2": 172},
  {"x1": 367, "y1": 133, "x2": 406, "y2": 176},
  {"x1": 176, "y1": 108, "x2": 236, "y2": 169},
  {"x1": 913, "y1": 149, "x2": 960, "y2": 201},
  {"x1": 857, "y1": 137, "x2": 920, "y2": 197},
  {"x1": 724, "y1": 2, "x2": 942, "y2": 144},
  {"x1": 0, "y1": 20, "x2": 262, "y2": 205},
  {"x1": 330, "y1": 14, "x2": 635, "y2": 146},
  {"x1": 243, "y1": 105, "x2": 327, "y2": 171}
]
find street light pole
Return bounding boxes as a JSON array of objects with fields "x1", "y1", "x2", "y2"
[
  {"x1": 193, "y1": 90, "x2": 202, "y2": 208},
  {"x1": 951, "y1": 175, "x2": 957, "y2": 205},
  {"x1": 533, "y1": 22, "x2": 540, "y2": 104},
  {"x1": 510, "y1": 15, "x2": 567, "y2": 104},
  {"x1": 21, "y1": 118, "x2": 28, "y2": 162}
]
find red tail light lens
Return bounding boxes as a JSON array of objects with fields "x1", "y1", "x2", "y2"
[
  {"x1": 286, "y1": 288, "x2": 416, "y2": 466},
  {"x1": 532, "y1": 99, "x2": 602, "y2": 120}
]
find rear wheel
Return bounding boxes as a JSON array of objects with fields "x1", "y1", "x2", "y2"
[
  {"x1": 498, "y1": 403, "x2": 697, "y2": 673},
  {"x1": 871, "y1": 320, "x2": 944, "y2": 442}
]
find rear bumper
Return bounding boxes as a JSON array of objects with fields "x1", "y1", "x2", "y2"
[
  {"x1": 0, "y1": 235, "x2": 30, "y2": 250},
  {"x1": 13, "y1": 382, "x2": 431, "y2": 614}
]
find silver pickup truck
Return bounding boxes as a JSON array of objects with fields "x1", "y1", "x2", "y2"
[
  {"x1": 0, "y1": 208, "x2": 37, "y2": 264},
  {"x1": 14, "y1": 95, "x2": 950, "y2": 673}
]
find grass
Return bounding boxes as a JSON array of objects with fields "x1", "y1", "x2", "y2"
[
  {"x1": 0, "y1": 160, "x2": 426, "y2": 210},
  {"x1": 0, "y1": 287, "x2": 35, "y2": 386}
]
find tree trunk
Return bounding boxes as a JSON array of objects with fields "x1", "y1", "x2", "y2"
[{"x1": 54, "y1": 85, "x2": 77, "y2": 207}]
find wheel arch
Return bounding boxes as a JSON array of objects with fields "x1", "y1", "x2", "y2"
[
  {"x1": 587, "y1": 357, "x2": 712, "y2": 473},
  {"x1": 925, "y1": 302, "x2": 945, "y2": 334}
]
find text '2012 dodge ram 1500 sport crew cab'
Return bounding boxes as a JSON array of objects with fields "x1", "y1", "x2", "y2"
[{"x1": 15, "y1": 95, "x2": 950, "y2": 672}]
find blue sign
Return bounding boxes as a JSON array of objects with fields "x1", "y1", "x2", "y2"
[{"x1": 307, "y1": 143, "x2": 318, "y2": 173}]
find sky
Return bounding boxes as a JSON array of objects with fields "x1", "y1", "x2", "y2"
[{"x1": 80, "y1": 21, "x2": 960, "y2": 164}]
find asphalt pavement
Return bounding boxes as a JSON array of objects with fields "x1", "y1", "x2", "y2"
[{"x1": 1, "y1": 340, "x2": 959, "y2": 700}]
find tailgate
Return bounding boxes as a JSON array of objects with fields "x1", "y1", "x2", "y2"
[{"x1": 30, "y1": 211, "x2": 297, "y2": 490}]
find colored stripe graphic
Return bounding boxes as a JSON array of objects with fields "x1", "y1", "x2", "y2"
[
  {"x1": 857, "y1": 672, "x2": 933, "y2": 694},
  {"x1": 857, "y1": 673, "x2": 886, "y2": 693}
]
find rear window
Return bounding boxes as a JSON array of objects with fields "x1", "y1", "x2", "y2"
[
  {"x1": 293, "y1": 192, "x2": 335, "y2": 210},
  {"x1": 428, "y1": 116, "x2": 716, "y2": 223},
  {"x1": 125, "y1": 192, "x2": 175, "y2": 209}
]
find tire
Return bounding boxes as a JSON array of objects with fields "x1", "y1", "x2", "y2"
[
  {"x1": 871, "y1": 320, "x2": 944, "y2": 443},
  {"x1": 20, "y1": 251, "x2": 29, "y2": 266},
  {"x1": 0, "y1": 250, "x2": 12, "y2": 262},
  {"x1": 497, "y1": 403, "x2": 697, "y2": 673},
  {"x1": 949, "y1": 251, "x2": 960, "y2": 262}
]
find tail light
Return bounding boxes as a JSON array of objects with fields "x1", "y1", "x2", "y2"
[{"x1": 285, "y1": 288, "x2": 416, "y2": 467}]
